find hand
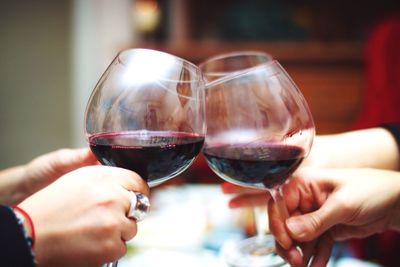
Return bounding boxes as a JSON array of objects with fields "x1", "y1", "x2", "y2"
[
  {"x1": 0, "y1": 148, "x2": 98, "y2": 205},
  {"x1": 25, "y1": 148, "x2": 99, "y2": 193},
  {"x1": 19, "y1": 165, "x2": 150, "y2": 267},
  {"x1": 221, "y1": 182, "x2": 269, "y2": 208},
  {"x1": 268, "y1": 167, "x2": 400, "y2": 267}
]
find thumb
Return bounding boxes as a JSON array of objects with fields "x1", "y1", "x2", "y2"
[{"x1": 285, "y1": 196, "x2": 343, "y2": 242}]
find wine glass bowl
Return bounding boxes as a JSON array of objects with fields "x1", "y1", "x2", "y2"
[
  {"x1": 203, "y1": 60, "x2": 314, "y2": 190},
  {"x1": 85, "y1": 48, "x2": 206, "y2": 188}
]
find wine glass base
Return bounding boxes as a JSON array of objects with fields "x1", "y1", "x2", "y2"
[{"x1": 222, "y1": 235, "x2": 286, "y2": 267}]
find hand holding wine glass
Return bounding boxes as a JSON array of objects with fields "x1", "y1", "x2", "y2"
[
  {"x1": 84, "y1": 48, "x2": 206, "y2": 266},
  {"x1": 202, "y1": 59, "x2": 315, "y2": 266},
  {"x1": 18, "y1": 165, "x2": 150, "y2": 267}
]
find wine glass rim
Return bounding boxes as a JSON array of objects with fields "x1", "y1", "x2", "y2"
[
  {"x1": 117, "y1": 48, "x2": 203, "y2": 82},
  {"x1": 205, "y1": 59, "x2": 282, "y2": 88},
  {"x1": 198, "y1": 50, "x2": 274, "y2": 70}
]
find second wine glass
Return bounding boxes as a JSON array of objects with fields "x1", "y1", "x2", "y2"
[
  {"x1": 202, "y1": 59, "x2": 315, "y2": 267},
  {"x1": 199, "y1": 51, "x2": 281, "y2": 266}
]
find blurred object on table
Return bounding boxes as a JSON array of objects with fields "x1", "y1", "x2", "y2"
[
  {"x1": 118, "y1": 185, "x2": 384, "y2": 267},
  {"x1": 120, "y1": 185, "x2": 247, "y2": 266},
  {"x1": 127, "y1": 185, "x2": 246, "y2": 251}
]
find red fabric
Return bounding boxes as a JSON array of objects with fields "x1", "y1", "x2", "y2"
[
  {"x1": 351, "y1": 16, "x2": 400, "y2": 267},
  {"x1": 350, "y1": 231, "x2": 400, "y2": 267},
  {"x1": 353, "y1": 16, "x2": 400, "y2": 129}
]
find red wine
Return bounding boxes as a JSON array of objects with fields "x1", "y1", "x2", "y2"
[
  {"x1": 89, "y1": 131, "x2": 204, "y2": 186},
  {"x1": 203, "y1": 143, "x2": 304, "y2": 189}
]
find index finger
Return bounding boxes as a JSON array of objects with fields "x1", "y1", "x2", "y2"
[
  {"x1": 268, "y1": 198, "x2": 293, "y2": 249},
  {"x1": 97, "y1": 165, "x2": 151, "y2": 197},
  {"x1": 221, "y1": 181, "x2": 264, "y2": 194}
]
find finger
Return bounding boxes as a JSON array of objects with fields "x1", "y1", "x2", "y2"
[
  {"x1": 221, "y1": 182, "x2": 263, "y2": 194},
  {"x1": 278, "y1": 175, "x2": 316, "y2": 215},
  {"x1": 105, "y1": 240, "x2": 128, "y2": 263},
  {"x1": 49, "y1": 148, "x2": 98, "y2": 170},
  {"x1": 309, "y1": 177, "x2": 330, "y2": 209},
  {"x1": 299, "y1": 239, "x2": 317, "y2": 267},
  {"x1": 120, "y1": 190, "x2": 139, "y2": 241},
  {"x1": 280, "y1": 170, "x2": 332, "y2": 215},
  {"x1": 121, "y1": 217, "x2": 138, "y2": 242},
  {"x1": 279, "y1": 177, "x2": 301, "y2": 213},
  {"x1": 275, "y1": 242, "x2": 303, "y2": 267},
  {"x1": 68, "y1": 148, "x2": 98, "y2": 165},
  {"x1": 297, "y1": 179, "x2": 325, "y2": 213},
  {"x1": 268, "y1": 199, "x2": 292, "y2": 249},
  {"x1": 285, "y1": 195, "x2": 346, "y2": 242},
  {"x1": 310, "y1": 233, "x2": 334, "y2": 267},
  {"x1": 83, "y1": 166, "x2": 150, "y2": 216},
  {"x1": 228, "y1": 193, "x2": 270, "y2": 208},
  {"x1": 100, "y1": 166, "x2": 151, "y2": 197}
]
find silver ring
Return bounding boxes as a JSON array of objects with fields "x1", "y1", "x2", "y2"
[{"x1": 127, "y1": 191, "x2": 150, "y2": 221}]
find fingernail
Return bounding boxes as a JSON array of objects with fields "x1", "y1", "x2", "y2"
[{"x1": 286, "y1": 218, "x2": 306, "y2": 238}]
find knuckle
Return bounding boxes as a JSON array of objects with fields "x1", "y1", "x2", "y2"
[
  {"x1": 308, "y1": 213, "x2": 323, "y2": 234},
  {"x1": 103, "y1": 226, "x2": 118, "y2": 238},
  {"x1": 94, "y1": 211, "x2": 121, "y2": 236},
  {"x1": 54, "y1": 148, "x2": 72, "y2": 159}
]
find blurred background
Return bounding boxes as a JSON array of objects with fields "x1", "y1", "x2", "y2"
[{"x1": 1, "y1": 0, "x2": 399, "y2": 169}]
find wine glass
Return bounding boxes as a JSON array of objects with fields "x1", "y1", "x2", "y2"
[
  {"x1": 199, "y1": 51, "x2": 283, "y2": 265},
  {"x1": 202, "y1": 60, "x2": 315, "y2": 267},
  {"x1": 84, "y1": 48, "x2": 206, "y2": 267}
]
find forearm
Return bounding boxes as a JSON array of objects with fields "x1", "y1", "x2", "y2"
[
  {"x1": 308, "y1": 127, "x2": 400, "y2": 170},
  {"x1": 0, "y1": 165, "x2": 30, "y2": 205}
]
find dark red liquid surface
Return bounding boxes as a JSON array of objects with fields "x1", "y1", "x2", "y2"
[
  {"x1": 203, "y1": 143, "x2": 304, "y2": 189},
  {"x1": 89, "y1": 131, "x2": 204, "y2": 186}
]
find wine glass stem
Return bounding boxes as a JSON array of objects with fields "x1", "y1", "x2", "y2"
[{"x1": 270, "y1": 187, "x2": 289, "y2": 222}]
